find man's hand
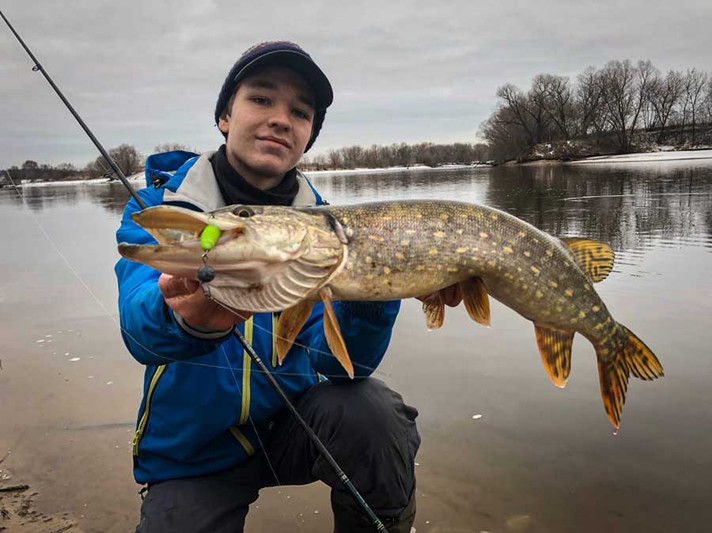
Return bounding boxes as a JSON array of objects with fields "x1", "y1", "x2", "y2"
[
  {"x1": 159, "y1": 274, "x2": 252, "y2": 331},
  {"x1": 416, "y1": 283, "x2": 463, "y2": 307}
]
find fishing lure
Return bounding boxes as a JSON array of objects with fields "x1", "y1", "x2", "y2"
[{"x1": 198, "y1": 224, "x2": 221, "y2": 282}]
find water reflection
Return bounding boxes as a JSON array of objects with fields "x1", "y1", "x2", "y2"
[
  {"x1": 4, "y1": 162, "x2": 711, "y2": 256},
  {"x1": 308, "y1": 163, "x2": 712, "y2": 256},
  {"x1": 0, "y1": 181, "x2": 134, "y2": 214}
]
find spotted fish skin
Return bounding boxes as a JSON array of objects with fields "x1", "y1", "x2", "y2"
[
  {"x1": 119, "y1": 199, "x2": 664, "y2": 428},
  {"x1": 324, "y1": 201, "x2": 605, "y2": 332}
]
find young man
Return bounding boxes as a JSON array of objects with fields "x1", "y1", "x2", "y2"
[{"x1": 115, "y1": 42, "x2": 420, "y2": 532}]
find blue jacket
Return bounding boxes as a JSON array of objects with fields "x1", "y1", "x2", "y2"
[{"x1": 115, "y1": 151, "x2": 401, "y2": 484}]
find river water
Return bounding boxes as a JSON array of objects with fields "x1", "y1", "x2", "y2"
[{"x1": 0, "y1": 160, "x2": 710, "y2": 532}]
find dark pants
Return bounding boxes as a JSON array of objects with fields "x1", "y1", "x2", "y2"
[{"x1": 136, "y1": 378, "x2": 420, "y2": 533}]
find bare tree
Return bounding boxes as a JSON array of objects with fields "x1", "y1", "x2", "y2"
[
  {"x1": 574, "y1": 67, "x2": 605, "y2": 139},
  {"x1": 540, "y1": 74, "x2": 575, "y2": 140},
  {"x1": 495, "y1": 84, "x2": 537, "y2": 145},
  {"x1": 598, "y1": 60, "x2": 653, "y2": 152},
  {"x1": 680, "y1": 68, "x2": 709, "y2": 144},
  {"x1": 110, "y1": 144, "x2": 144, "y2": 177},
  {"x1": 154, "y1": 143, "x2": 197, "y2": 153},
  {"x1": 327, "y1": 148, "x2": 344, "y2": 169},
  {"x1": 648, "y1": 70, "x2": 684, "y2": 142}
]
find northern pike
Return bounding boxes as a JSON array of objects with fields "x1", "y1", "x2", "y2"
[{"x1": 118, "y1": 200, "x2": 664, "y2": 428}]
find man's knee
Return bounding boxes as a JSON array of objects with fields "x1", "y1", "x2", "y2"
[{"x1": 300, "y1": 378, "x2": 419, "y2": 448}]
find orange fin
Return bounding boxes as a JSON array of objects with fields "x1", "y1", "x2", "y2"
[
  {"x1": 620, "y1": 324, "x2": 664, "y2": 380},
  {"x1": 421, "y1": 293, "x2": 445, "y2": 330},
  {"x1": 275, "y1": 300, "x2": 315, "y2": 366},
  {"x1": 319, "y1": 288, "x2": 354, "y2": 378},
  {"x1": 560, "y1": 237, "x2": 614, "y2": 283},
  {"x1": 534, "y1": 324, "x2": 574, "y2": 387},
  {"x1": 460, "y1": 277, "x2": 491, "y2": 326},
  {"x1": 596, "y1": 324, "x2": 663, "y2": 428},
  {"x1": 596, "y1": 353, "x2": 630, "y2": 429}
]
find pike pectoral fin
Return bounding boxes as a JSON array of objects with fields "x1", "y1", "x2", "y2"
[
  {"x1": 421, "y1": 293, "x2": 445, "y2": 330},
  {"x1": 559, "y1": 237, "x2": 615, "y2": 283},
  {"x1": 534, "y1": 324, "x2": 575, "y2": 388},
  {"x1": 460, "y1": 277, "x2": 490, "y2": 326},
  {"x1": 275, "y1": 300, "x2": 316, "y2": 365},
  {"x1": 319, "y1": 288, "x2": 354, "y2": 379}
]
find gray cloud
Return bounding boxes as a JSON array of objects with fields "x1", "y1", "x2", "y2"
[{"x1": 1, "y1": 0, "x2": 710, "y2": 167}]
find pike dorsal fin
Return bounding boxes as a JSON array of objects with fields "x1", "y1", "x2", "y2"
[
  {"x1": 275, "y1": 300, "x2": 316, "y2": 366},
  {"x1": 421, "y1": 293, "x2": 445, "y2": 330},
  {"x1": 319, "y1": 287, "x2": 354, "y2": 378},
  {"x1": 460, "y1": 277, "x2": 491, "y2": 326},
  {"x1": 559, "y1": 237, "x2": 615, "y2": 283},
  {"x1": 534, "y1": 324, "x2": 575, "y2": 388}
]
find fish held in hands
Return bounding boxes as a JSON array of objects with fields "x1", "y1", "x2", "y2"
[{"x1": 118, "y1": 200, "x2": 664, "y2": 428}]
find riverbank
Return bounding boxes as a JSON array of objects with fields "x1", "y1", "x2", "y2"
[
  {"x1": 568, "y1": 148, "x2": 712, "y2": 164},
  {"x1": 0, "y1": 463, "x2": 86, "y2": 533},
  {"x1": 511, "y1": 148, "x2": 712, "y2": 166}
]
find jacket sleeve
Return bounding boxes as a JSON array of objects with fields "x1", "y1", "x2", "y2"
[
  {"x1": 298, "y1": 299, "x2": 401, "y2": 381},
  {"x1": 115, "y1": 190, "x2": 231, "y2": 366}
]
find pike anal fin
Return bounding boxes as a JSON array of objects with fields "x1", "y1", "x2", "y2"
[
  {"x1": 319, "y1": 287, "x2": 354, "y2": 379},
  {"x1": 460, "y1": 277, "x2": 490, "y2": 326},
  {"x1": 534, "y1": 324, "x2": 575, "y2": 388},
  {"x1": 559, "y1": 237, "x2": 615, "y2": 283},
  {"x1": 421, "y1": 293, "x2": 445, "y2": 330},
  {"x1": 275, "y1": 300, "x2": 316, "y2": 366}
]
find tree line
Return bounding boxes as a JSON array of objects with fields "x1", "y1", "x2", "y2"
[
  {"x1": 1, "y1": 143, "x2": 188, "y2": 184},
  {"x1": 299, "y1": 142, "x2": 489, "y2": 170},
  {"x1": 1, "y1": 141, "x2": 489, "y2": 185},
  {"x1": 481, "y1": 60, "x2": 712, "y2": 162}
]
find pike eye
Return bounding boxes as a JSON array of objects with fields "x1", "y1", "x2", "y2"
[{"x1": 233, "y1": 206, "x2": 255, "y2": 218}]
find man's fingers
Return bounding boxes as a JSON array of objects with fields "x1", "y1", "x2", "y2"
[
  {"x1": 159, "y1": 274, "x2": 200, "y2": 299},
  {"x1": 442, "y1": 284, "x2": 463, "y2": 307}
]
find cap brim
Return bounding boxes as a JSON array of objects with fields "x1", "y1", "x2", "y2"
[{"x1": 233, "y1": 50, "x2": 333, "y2": 110}]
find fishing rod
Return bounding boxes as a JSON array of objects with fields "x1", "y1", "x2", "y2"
[{"x1": 1, "y1": 10, "x2": 388, "y2": 532}]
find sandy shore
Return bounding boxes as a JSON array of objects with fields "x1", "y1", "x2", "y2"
[{"x1": 0, "y1": 463, "x2": 85, "y2": 533}]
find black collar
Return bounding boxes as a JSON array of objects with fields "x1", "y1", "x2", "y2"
[{"x1": 210, "y1": 144, "x2": 299, "y2": 206}]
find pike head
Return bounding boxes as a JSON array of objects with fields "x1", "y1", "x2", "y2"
[{"x1": 118, "y1": 204, "x2": 347, "y2": 312}]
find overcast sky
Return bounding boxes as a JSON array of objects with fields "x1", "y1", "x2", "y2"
[{"x1": 1, "y1": 0, "x2": 711, "y2": 168}]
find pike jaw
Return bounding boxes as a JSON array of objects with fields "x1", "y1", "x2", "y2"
[{"x1": 118, "y1": 205, "x2": 346, "y2": 311}]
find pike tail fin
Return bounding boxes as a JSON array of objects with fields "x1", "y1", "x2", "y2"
[
  {"x1": 595, "y1": 324, "x2": 663, "y2": 429},
  {"x1": 619, "y1": 325, "x2": 665, "y2": 381}
]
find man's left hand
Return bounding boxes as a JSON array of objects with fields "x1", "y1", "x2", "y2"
[{"x1": 416, "y1": 284, "x2": 462, "y2": 307}]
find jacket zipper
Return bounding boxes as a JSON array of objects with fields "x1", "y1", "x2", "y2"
[
  {"x1": 230, "y1": 318, "x2": 256, "y2": 455},
  {"x1": 132, "y1": 364, "x2": 167, "y2": 457}
]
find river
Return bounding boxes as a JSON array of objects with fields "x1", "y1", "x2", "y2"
[{"x1": 0, "y1": 159, "x2": 710, "y2": 532}]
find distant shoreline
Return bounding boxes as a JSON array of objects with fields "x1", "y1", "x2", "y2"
[
  {"x1": 4, "y1": 150, "x2": 712, "y2": 187},
  {"x1": 511, "y1": 148, "x2": 712, "y2": 166}
]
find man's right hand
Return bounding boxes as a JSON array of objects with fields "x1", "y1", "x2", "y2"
[{"x1": 159, "y1": 274, "x2": 252, "y2": 332}]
